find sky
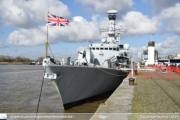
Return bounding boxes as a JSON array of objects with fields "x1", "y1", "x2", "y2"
[{"x1": 0, "y1": 0, "x2": 180, "y2": 61}]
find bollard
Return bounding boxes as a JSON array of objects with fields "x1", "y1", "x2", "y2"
[
  {"x1": 134, "y1": 69, "x2": 137, "y2": 75},
  {"x1": 127, "y1": 70, "x2": 131, "y2": 75},
  {"x1": 129, "y1": 78, "x2": 135, "y2": 86}
]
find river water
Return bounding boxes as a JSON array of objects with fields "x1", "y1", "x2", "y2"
[{"x1": 0, "y1": 65, "x2": 112, "y2": 113}]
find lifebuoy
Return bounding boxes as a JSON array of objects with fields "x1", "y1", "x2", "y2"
[{"x1": 163, "y1": 69, "x2": 166, "y2": 72}]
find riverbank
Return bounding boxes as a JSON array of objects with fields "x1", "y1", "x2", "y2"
[{"x1": 0, "y1": 62, "x2": 30, "y2": 65}]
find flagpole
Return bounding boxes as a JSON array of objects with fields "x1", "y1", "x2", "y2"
[{"x1": 45, "y1": 12, "x2": 49, "y2": 58}]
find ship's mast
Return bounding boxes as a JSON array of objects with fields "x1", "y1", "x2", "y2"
[
  {"x1": 107, "y1": 10, "x2": 117, "y2": 44},
  {"x1": 99, "y1": 10, "x2": 126, "y2": 45}
]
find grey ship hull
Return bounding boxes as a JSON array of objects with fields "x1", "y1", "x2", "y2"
[{"x1": 45, "y1": 65, "x2": 127, "y2": 109}]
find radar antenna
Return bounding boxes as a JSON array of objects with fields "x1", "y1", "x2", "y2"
[{"x1": 97, "y1": 10, "x2": 127, "y2": 44}]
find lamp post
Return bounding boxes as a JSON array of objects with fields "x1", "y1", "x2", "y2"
[
  {"x1": 151, "y1": 33, "x2": 155, "y2": 41},
  {"x1": 131, "y1": 56, "x2": 133, "y2": 76}
]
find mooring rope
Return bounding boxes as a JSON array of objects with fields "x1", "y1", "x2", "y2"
[
  {"x1": 93, "y1": 59, "x2": 130, "y2": 77},
  {"x1": 35, "y1": 66, "x2": 46, "y2": 120},
  {"x1": 48, "y1": 43, "x2": 56, "y2": 63},
  {"x1": 97, "y1": 67, "x2": 127, "y2": 76}
]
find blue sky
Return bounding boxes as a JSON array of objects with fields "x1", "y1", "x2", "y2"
[{"x1": 0, "y1": 0, "x2": 180, "y2": 60}]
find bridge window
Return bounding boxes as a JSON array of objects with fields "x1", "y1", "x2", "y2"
[
  {"x1": 100, "y1": 48, "x2": 103, "y2": 50},
  {"x1": 96, "y1": 48, "x2": 99, "y2": 50},
  {"x1": 109, "y1": 48, "x2": 112, "y2": 50},
  {"x1": 93, "y1": 48, "x2": 95, "y2": 50},
  {"x1": 105, "y1": 48, "x2": 108, "y2": 50},
  {"x1": 113, "y1": 48, "x2": 116, "y2": 50}
]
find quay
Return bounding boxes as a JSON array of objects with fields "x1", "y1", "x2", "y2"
[
  {"x1": 90, "y1": 67, "x2": 180, "y2": 120},
  {"x1": 90, "y1": 74, "x2": 134, "y2": 120}
]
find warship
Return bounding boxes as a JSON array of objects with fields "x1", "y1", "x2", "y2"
[{"x1": 43, "y1": 10, "x2": 131, "y2": 109}]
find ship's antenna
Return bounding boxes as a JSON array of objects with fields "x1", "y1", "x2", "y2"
[
  {"x1": 115, "y1": 24, "x2": 127, "y2": 44},
  {"x1": 97, "y1": 10, "x2": 127, "y2": 44},
  {"x1": 99, "y1": 27, "x2": 101, "y2": 35},
  {"x1": 99, "y1": 27, "x2": 109, "y2": 35},
  {"x1": 87, "y1": 41, "x2": 93, "y2": 46}
]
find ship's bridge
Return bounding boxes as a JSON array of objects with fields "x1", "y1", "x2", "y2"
[{"x1": 89, "y1": 44, "x2": 119, "y2": 51}]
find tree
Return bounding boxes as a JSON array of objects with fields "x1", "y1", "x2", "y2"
[
  {"x1": 15, "y1": 56, "x2": 22, "y2": 62},
  {"x1": 37, "y1": 57, "x2": 44, "y2": 63},
  {"x1": 0, "y1": 55, "x2": 34, "y2": 62},
  {"x1": 0, "y1": 55, "x2": 5, "y2": 62}
]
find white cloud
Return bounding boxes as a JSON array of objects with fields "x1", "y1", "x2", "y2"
[
  {"x1": 5, "y1": 1, "x2": 180, "y2": 47},
  {"x1": 0, "y1": 41, "x2": 7, "y2": 48},
  {"x1": 119, "y1": 11, "x2": 161, "y2": 36},
  {"x1": 7, "y1": 16, "x2": 103, "y2": 46},
  {"x1": 6, "y1": 11, "x2": 164, "y2": 46},
  {"x1": 92, "y1": 14, "x2": 100, "y2": 22},
  {"x1": 155, "y1": 43, "x2": 180, "y2": 56},
  {"x1": 117, "y1": 5, "x2": 180, "y2": 36},
  {"x1": 127, "y1": 46, "x2": 146, "y2": 61},
  {"x1": 75, "y1": 0, "x2": 133, "y2": 17},
  {"x1": 76, "y1": 46, "x2": 88, "y2": 53},
  {"x1": 144, "y1": 0, "x2": 180, "y2": 14},
  {"x1": 0, "y1": 0, "x2": 71, "y2": 28},
  {"x1": 160, "y1": 36, "x2": 180, "y2": 48},
  {"x1": 7, "y1": 26, "x2": 46, "y2": 46},
  {"x1": 129, "y1": 46, "x2": 147, "y2": 55},
  {"x1": 131, "y1": 36, "x2": 180, "y2": 60},
  {"x1": 71, "y1": 1, "x2": 180, "y2": 36},
  {"x1": 155, "y1": 36, "x2": 180, "y2": 56},
  {"x1": 157, "y1": 3, "x2": 180, "y2": 34}
]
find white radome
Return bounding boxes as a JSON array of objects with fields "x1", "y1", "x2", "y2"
[
  {"x1": 101, "y1": 38, "x2": 106, "y2": 43},
  {"x1": 177, "y1": 53, "x2": 180, "y2": 57},
  {"x1": 107, "y1": 10, "x2": 117, "y2": 14},
  {"x1": 124, "y1": 44, "x2": 130, "y2": 50}
]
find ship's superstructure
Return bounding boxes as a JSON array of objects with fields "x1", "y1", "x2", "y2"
[
  {"x1": 42, "y1": 10, "x2": 131, "y2": 109},
  {"x1": 74, "y1": 10, "x2": 130, "y2": 69}
]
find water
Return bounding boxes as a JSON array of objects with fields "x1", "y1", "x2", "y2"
[{"x1": 0, "y1": 65, "x2": 112, "y2": 113}]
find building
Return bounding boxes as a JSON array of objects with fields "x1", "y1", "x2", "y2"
[
  {"x1": 173, "y1": 54, "x2": 180, "y2": 59},
  {"x1": 142, "y1": 41, "x2": 158, "y2": 66},
  {"x1": 158, "y1": 53, "x2": 180, "y2": 65},
  {"x1": 136, "y1": 52, "x2": 141, "y2": 63},
  {"x1": 138, "y1": 52, "x2": 141, "y2": 59}
]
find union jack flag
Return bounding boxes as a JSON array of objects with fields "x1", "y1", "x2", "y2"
[{"x1": 47, "y1": 14, "x2": 69, "y2": 27}]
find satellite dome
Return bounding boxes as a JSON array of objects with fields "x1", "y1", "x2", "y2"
[
  {"x1": 107, "y1": 10, "x2": 117, "y2": 14},
  {"x1": 124, "y1": 44, "x2": 130, "y2": 50},
  {"x1": 101, "y1": 38, "x2": 106, "y2": 43}
]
